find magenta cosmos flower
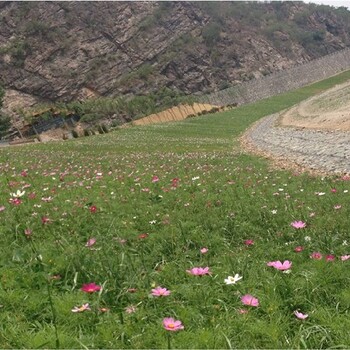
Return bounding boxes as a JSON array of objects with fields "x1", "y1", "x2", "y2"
[
  {"x1": 80, "y1": 282, "x2": 101, "y2": 293},
  {"x1": 241, "y1": 294, "x2": 259, "y2": 307},
  {"x1": 291, "y1": 221, "x2": 306, "y2": 229},
  {"x1": 325, "y1": 254, "x2": 335, "y2": 262},
  {"x1": 186, "y1": 267, "x2": 211, "y2": 276},
  {"x1": 267, "y1": 260, "x2": 292, "y2": 271},
  {"x1": 151, "y1": 286, "x2": 171, "y2": 297},
  {"x1": 163, "y1": 317, "x2": 184, "y2": 331},
  {"x1": 244, "y1": 239, "x2": 254, "y2": 246}
]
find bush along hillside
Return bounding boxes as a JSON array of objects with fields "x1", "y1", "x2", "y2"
[
  {"x1": 12, "y1": 88, "x2": 198, "y2": 138},
  {"x1": 0, "y1": 71, "x2": 350, "y2": 348}
]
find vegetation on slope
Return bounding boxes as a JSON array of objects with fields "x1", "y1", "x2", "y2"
[{"x1": 0, "y1": 71, "x2": 350, "y2": 348}]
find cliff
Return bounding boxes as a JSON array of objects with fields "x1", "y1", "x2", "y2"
[{"x1": 1, "y1": 1, "x2": 350, "y2": 118}]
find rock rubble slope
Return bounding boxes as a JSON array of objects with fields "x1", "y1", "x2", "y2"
[{"x1": 244, "y1": 81, "x2": 350, "y2": 175}]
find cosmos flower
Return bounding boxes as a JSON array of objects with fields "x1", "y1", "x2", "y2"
[
  {"x1": 162, "y1": 317, "x2": 184, "y2": 331},
  {"x1": 310, "y1": 252, "x2": 322, "y2": 260},
  {"x1": 10, "y1": 190, "x2": 25, "y2": 198},
  {"x1": 224, "y1": 274, "x2": 243, "y2": 285},
  {"x1": 151, "y1": 176, "x2": 159, "y2": 183},
  {"x1": 291, "y1": 221, "x2": 306, "y2": 229},
  {"x1": 80, "y1": 283, "x2": 101, "y2": 293},
  {"x1": 294, "y1": 310, "x2": 308, "y2": 319},
  {"x1": 151, "y1": 286, "x2": 171, "y2": 297},
  {"x1": 85, "y1": 238, "x2": 96, "y2": 247},
  {"x1": 267, "y1": 260, "x2": 292, "y2": 271},
  {"x1": 186, "y1": 267, "x2": 211, "y2": 276},
  {"x1": 71, "y1": 303, "x2": 91, "y2": 313},
  {"x1": 200, "y1": 247, "x2": 208, "y2": 254},
  {"x1": 241, "y1": 294, "x2": 259, "y2": 307}
]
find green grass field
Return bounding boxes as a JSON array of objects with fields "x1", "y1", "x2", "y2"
[{"x1": 1, "y1": 71, "x2": 350, "y2": 349}]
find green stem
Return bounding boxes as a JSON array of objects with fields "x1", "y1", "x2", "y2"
[
  {"x1": 167, "y1": 333, "x2": 171, "y2": 350},
  {"x1": 47, "y1": 281, "x2": 60, "y2": 349}
]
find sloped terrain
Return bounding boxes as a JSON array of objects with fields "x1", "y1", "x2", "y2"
[{"x1": 1, "y1": 1, "x2": 350, "y2": 114}]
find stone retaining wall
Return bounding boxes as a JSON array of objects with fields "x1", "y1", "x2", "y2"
[{"x1": 201, "y1": 47, "x2": 350, "y2": 106}]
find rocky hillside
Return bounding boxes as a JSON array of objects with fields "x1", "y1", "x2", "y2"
[{"x1": 1, "y1": 1, "x2": 350, "y2": 116}]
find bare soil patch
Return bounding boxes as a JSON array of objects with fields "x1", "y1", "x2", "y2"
[{"x1": 280, "y1": 80, "x2": 350, "y2": 131}]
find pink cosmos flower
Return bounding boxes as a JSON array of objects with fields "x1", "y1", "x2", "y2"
[
  {"x1": 294, "y1": 246, "x2": 304, "y2": 253},
  {"x1": 85, "y1": 238, "x2": 96, "y2": 247},
  {"x1": 341, "y1": 255, "x2": 350, "y2": 261},
  {"x1": 151, "y1": 286, "x2": 171, "y2": 297},
  {"x1": 186, "y1": 267, "x2": 211, "y2": 276},
  {"x1": 152, "y1": 176, "x2": 159, "y2": 183},
  {"x1": 80, "y1": 282, "x2": 101, "y2": 293},
  {"x1": 28, "y1": 192, "x2": 36, "y2": 199},
  {"x1": 291, "y1": 221, "x2": 306, "y2": 229},
  {"x1": 71, "y1": 303, "x2": 91, "y2": 313},
  {"x1": 334, "y1": 205, "x2": 342, "y2": 210},
  {"x1": 171, "y1": 178, "x2": 179, "y2": 188},
  {"x1": 200, "y1": 247, "x2": 208, "y2": 254},
  {"x1": 0, "y1": 205, "x2": 5, "y2": 212},
  {"x1": 238, "y1": 309, "x2": 249, "y2": 314},
  {"x1": 138, "y1": 233, "x2": 149, "y2": 239},
  {"x1": 267, "y1": 260, "x2": 292, "y2": 271},
  {"x1": 244, "y1": 239, "x2": 254, "y2": 246},
  {"x1": 294, "y1": 310, "x2": 308, "y2": 319},
  {"x1": 325, "y1": 254, "x2": 335, "y2": 262},
  {"x1": 41, "y1": 216, "x2": 51, "y2": 224},
  {"x1": 162, "y1": 317, "x2": 184, "y2": 331},
  {"x1": 241, "y1": 294, "x2": 259, "y2": 307},
  {"x1": 125, "y1": 305, "x2": 137, "y2": 314},
  {"x1": 24, "y1": 228, "x2": 32, "y2": 237},
  {"x1": 310, "y1": 252, "x2": 322, "y2": 260}
]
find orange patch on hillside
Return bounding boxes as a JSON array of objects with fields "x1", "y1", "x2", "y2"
[{"x1": 131, "y1": 103, "x2": 221, "y2": 126}]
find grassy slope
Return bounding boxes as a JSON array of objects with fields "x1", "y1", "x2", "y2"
[{"x1": 1, "y1": 71, "x2": 350, "y2": 348}]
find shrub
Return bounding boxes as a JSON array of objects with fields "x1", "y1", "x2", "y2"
[
  {"x1": 101, "y1": 124, "x2": 109, "y2": 133},
  {"x1": 97, "y1": 125, "x2": 104, "y2": 134},
  {"x1": 202, "y1": 22, "x2": 221, "y2": 48}
]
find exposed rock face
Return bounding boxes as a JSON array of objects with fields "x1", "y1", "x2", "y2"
[{"x1": 0, "y1": 1, "x2": 350, "y2": 116}]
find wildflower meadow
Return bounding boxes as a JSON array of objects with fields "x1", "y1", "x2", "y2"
[{"x1": 1, "y1": 71, "x2": 350, "y2": 348}]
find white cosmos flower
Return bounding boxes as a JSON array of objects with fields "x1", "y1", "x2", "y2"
[
  {"x1": 11, "y1": 190, "x2": 25, "y2": 198},
  {"x1": 224, "y1": 274, "x2": 242, "y2": 285}
]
